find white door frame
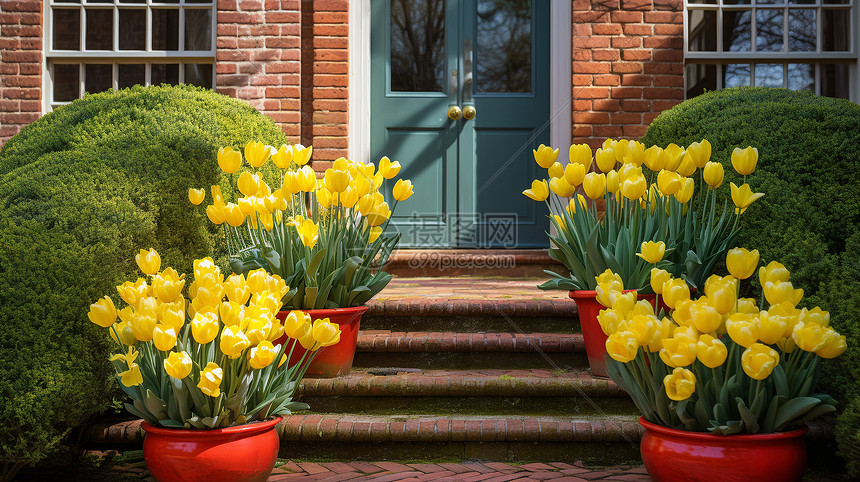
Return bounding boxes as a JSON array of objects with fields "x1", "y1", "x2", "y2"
[{"x1": 348, "y1": 0, "x2": 572, "y2": 164}]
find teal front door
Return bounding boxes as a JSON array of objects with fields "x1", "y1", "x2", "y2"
[{"x1": 370, "y1": 0, "x2": 550, "y2": 248}]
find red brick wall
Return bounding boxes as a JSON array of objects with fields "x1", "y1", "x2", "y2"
[
  {"x1": 0, "y1": 1, "x2": 42, "y2": 143},
  {"x1": 571, "y1": 0, "x2": 685, "y2": 148}
]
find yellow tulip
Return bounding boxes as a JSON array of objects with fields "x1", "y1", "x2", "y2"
[
  {"x1": 756, "y1": 310, "x2": 788, "y2": 345},
  {"x1": 324, "y1": 168, "x2": 350, "y2": 193},
  {"x1": 595, "y1": 147, "x2": 616, "y2": 172},
  {"x1": 312, "y1": 317, "x2": 342, "y2": 347},
  {"x1": 689, "y1": 298, "x2": 723, "y2": 334},
  {"x1": 153, "y1": 324, "x2": 177, "y2": 351},
  {"x1": 726, "y1": 313, "x2": 759, "y2": 347},
  {"x1": 624, "y1": 141, "x2": 646, "y2": 166},
  {"x1": 222, "y1": 274, "x2": 250, "y2": 305},
  {"x1": 118, "y1": 363, "x2": 143, "y2": 387},
  {"x1": 763, "y1": 280, "x2": 803, "y2": 306},
  {"x1": 522, "y1": 179, "x2": 549, "y2": 202},
  {"x1": 730, "y1": 182, "x2": 764, "y2": 214},
  {"x1": 726, "y1": 247, "x2": 759, "y2": 280},
  {"x1": 366, "y1": 201, "x2": 391, "y2": 227},
  {"x1": 643, "y1": 145, "x2": 665, "y2": 172},
  {"x1": 549, "y1": 177, "x2": 575, "y2": 198},
  {"x1": 704, "y1": 275, "x2": 737, "y2": 315},
  {"x1": 191, "y1": 312, "x2": 219, "y2": 344},
  {"x1": 88, "y1": 296, "x2": 117, "y2": 328},
  {"x1": 671, "y1": 299, "x2": 694, "y2": 327},
  {"x1": 110, "y1": 321, "x2": 137, "y2": 346},
  {"x1": 296, "y1": 218, "x2": 319, "y2": 248},
  {"x1": 152, "y1": 268, "x2": 185, "y2": 304},
  {"x1": 393, "y1": 179, "x2": 414, "y2": 201},
  {"x1": 736, "y1": 298, "x2": 760, "y2": 315},
  {"x1": 799, "y1": 307, "x2": 830, "y2": 327},
  {"x1": 206, "y1": 203, "x2": 226, "y2": 225},
  {"x1": 605, "y1": 169, "x2": 620, "y2": 194},
  {"x1": 731, "y1": 146, "x2": 758, "y2": 175},
  {"x1": 656, "y1": 170, "x2": 681, "y2": 196},
  {"x1": 613, "y1": 139, "x2": 629, "y2": 163},
  {"x1": 237, "y1": 171, "x2": 260, "y2": 197},
  {"x1": 292, "y1": 144, "x2": 313, "y2": 166},
  {"x1": 316, "y1": 187, "x2": 333, "y2": 209},
  {"x1": 197, "y1": 362, "x2": 223, "y2": 397},
  {"x1": 221, "y1": 203, "x2": 244, "y2": 227},
  {"x1": 220, "y1": 325, "x2": 251, "y2": 359},
  {"x1": 676, "y1": 152, "x2": 697, "y2": 177},
  {"x1": 776, "y1": 336, "x2": 798, "y2": 354},
  {"x1": 792, "y1": 321, "x2": 828, "y2": 352},
  {"x1": 696, "y1": 334, "x2": 727, "y2": 368},
  {"x1": 637, "y1": 241, "x2": 665, "y2": 264},
  {"x1": 297, "y1": 165, "x2": 317, "y2": 192},
  {"x1": 164, "y1": 351, "x2": 192, "y2": 379},
  {"x1": 663, "y1": 367, "x2": 696, "y2": 401},
  {"x1": 284, "y1": 310, "x2": 311, "y2": 339},
  {"x1": 620, "y1": 175, "x2": 647, "y2": 200},
  {"x1": 674, "y1": 177, "x2": 695, "y2": 204},
  {"x1": 568, "y1": 144, "x2": 593, "y2": 170},
  {"x1": 606, "y1": 331, "x2": 639, "y2": 362},
  {"x1": 686, "y1": 139, "x2": 711, "y2": 168},
  {"x1": 217, "y1": 146, "x2": 242, "y2": 174},
  {"x1": 627, "y1": 315, "x2": 658, "y2": 346},
  {"x1": 662, "y1": 143, "x2": 685, "y2": 171},
  {"x1": 189, "y1": 188, "x2": 206, "y2": 205},
  {"x1": 136, "y1": 248, "x2": 161, "y2": 275},
  {"x1": 244, "y1": 140, "x2": 272, "y2": 168},
  {"x1": 660, "y1": 336, "x2": 697, "y2": 368},
  {"x1": 595, "y1": 281, "x2": 622, "y2": 309},
  {"x1": 647, "y1": 317, "x2": 675, "y2": 352},
  {"x1": 368, "y1": 226, "x2": 383, "y2": 243},
  {"x1": 271, "y1": 144, "x2": 294, "y2": 169},
  {"x1": 532, "y1": 144, "x2": 559, "y2": 169},
  {"x1": 703, "y1": 161, "x2": 724, "y2": 188},
  {"x1": 597, "y1": 308, "x2": 623, "y2": 336},
  {"x1": 249, "y1": 340, "x2": 277, "y2": 369},
  {"x1": 378, "y1": 156, "x2": 402, "y2": 179},
  {"x1": 742, "y1": 343, "x2": 779, "y2": 380},
  {"x1": 661, "y1": 278, "x2": 690, "y2": 310},
  {"x1": 759, "y1": 260, "x2": 791, "y2": 285},
  {"x1": 816, "y1": 329, "x2": 847, "y2": 359},
  {"x1": 545, "y1": 162, "x2": 562, "y2": 180},
  {"x1": 650, "y1": 268, "x2": 671, "y2": 294},
  {"x1": 357, "y1": 194, "x2": 375, "y2": 216},
  {"x1": 582, "y1": 172, "x2": 606, "y2": 200},
  {"x1": 116, "y1": 279, "x2": 147, "y2": 306}
]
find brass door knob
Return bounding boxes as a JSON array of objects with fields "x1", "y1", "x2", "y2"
[
  {"x1": 447, "y1": 105, "x2": 462, "y2": 120},
  {"x1": 463, "y1": 105, "x2": 476, "y2": 120}
]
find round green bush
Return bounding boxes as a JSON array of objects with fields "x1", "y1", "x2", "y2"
[
  {"x1": 642, "y1": 87, "x2": 860, "y2": 467},
  {"x1": 0, "y1": 85, "x2": 288, "y2": 474}
]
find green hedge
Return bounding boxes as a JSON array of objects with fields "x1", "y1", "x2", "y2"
[
  {"x1": 641, "y1": 87, "x2": 860, "y2": 475},
  {"x1": 0, "y1": 85, "x2": 288, "y2": 474}
]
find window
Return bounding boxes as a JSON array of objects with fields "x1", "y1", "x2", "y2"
[
  {"x1": 45, "y1": 0, "x2": 216, "y2": 111},
  {"x1": 685, "y1": 0, "x2": 856, "y2": 100}
]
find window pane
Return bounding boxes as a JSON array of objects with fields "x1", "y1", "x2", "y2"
[
  {"x1": 756, "y1": 0, "x2": 784, "y2": 4},
  {"x1": 85, "y1": 64, "x2": 113, "y2": 94},
  {"x1": 822, "y1": 9, "x2": 850, "y2": 51},
  {"x1": 756, "y1": 9, "x2": 784, "y2": 52},
  {"x1": 184, "y1": 9, "x2": 212, "y2": 51},
  {"x1": 118, "y1": 64, "x2": 145, "y2": 89},
  {"x1": 789, "y1": 0, "x2": 815, "y2": 4},
  {"x1": 151, "y1": 64, "x2": 179, "y2": 85},
  {"x1": 476, "y1": 0, "x2": 532, "y2": 93},
  {"x1": 823, "y1": 0, "x2": 850, "y2": 4},
  {"x1": 53, "y1": 9, "x2": 81, "y2": 51},
  {"x1": 686, "y1": 64, "x2": 717, "y2": 98},
  {"x1": 390, "y1": 0, "x2": 446, "y2": 92},
  {"x1": 723, "y1": 0, "x2": 751, "y2": 4},
  {"x1": 788, "y1": 9, "x2": 816, "y2": 51},
  {"x1": 85, "y1": 9, "x2": 113, "y2": 50},
  {"x1": 787, "y1": 64, "x2": 814, "y2": 91},
  {"x1": 723, "y1": 10, "x2": 752, "y2": 52},
  {"x1": 755, "y1": 64, "x2": 784, "y2": 87},
  {"x1": 184, "y1": 64, "x2": 213, "y2": 88},
  {"x1": 53, "y1": 64, "x2": 80, "y2": 102},
  {"x1": 152, "y1": 8, "x2": 179, "y2": 51},
  {"x1": 724, "y1": 64, "x2": 751, "y2": 87},
  {"x1": 821, "y1": 64, "x2": 850, "y2": 99},
  {"x1": 688, "y1": 10, "x2": 717, "y2": 51},
  {"x1": 119, "y1": 9, "x2": 146, "y2": 50},
  {"x1": 688, "y1": 0, "x2": 717, "y2": 3}
]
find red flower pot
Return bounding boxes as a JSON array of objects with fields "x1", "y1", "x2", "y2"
[
  {"x1": 142, "y1": 417, "x2": 282, "y2": 482},
  {"x1": 569, "y1": 289, "x2": 658, "y2": 377},
  {"x1": 275, "y1": 305, "x2": 368, "y2": 378},
  {"x1": 639, "y1": 417, "x2": 808, "y2": 482}
]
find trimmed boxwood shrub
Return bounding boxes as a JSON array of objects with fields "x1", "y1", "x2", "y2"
[
  {"x1": 642, "y1": 87, "x2": 860, "y2": 475},
  {"x1": 0, "y1": 85, "x2": 288, "y2": 476}
]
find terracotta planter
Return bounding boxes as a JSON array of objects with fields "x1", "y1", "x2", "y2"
[
  {"x1": 639, "y1": 417, "x2": 808, "y2": 482},
  {"x1": 275, "y1": 305, "x2": 368, "y2": 378},
  {"x1": 142, "y1": 417, "x2": 282, "y2": 482},
  {"x1": 568, "y1": 289, "x2": 659, "y2": 377}
]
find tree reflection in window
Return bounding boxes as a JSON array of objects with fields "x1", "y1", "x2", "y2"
[
  {"x1": 390, "y1": 0, "x2": 446, "y2": 92},
  {"x1": 723, "y1": 10, "x2": 751, "y2": 52},
  {"x1": 756, "y1": 9, "x2": 784, "y2": 52},
  {"x1": 476, "y1": 0, "x2": 531, "y2": 93}
]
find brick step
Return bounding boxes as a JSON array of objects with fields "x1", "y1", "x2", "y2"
[
  {"x1": 382, "y1": 249, "x2": 564, "y2": 277},
  {"x1": 353, "y1": 331, "x2": 586, "y2": 370},
  {"x1": 85, "y1": 414, "x2": 644, "y2": 463},
  {"x1": 363, "y1": 277, "x2": 578, "y2": 333},
  {"x1": 297, "y1": 369, "x2": 633, "y2": 416}
]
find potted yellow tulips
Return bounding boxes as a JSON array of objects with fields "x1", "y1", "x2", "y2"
[
  {"x1": 190, "y1": 142, "x2": 415, "y2": 377},
  {"x1": 88, "y1": 248, "x2": 342, "y2": 482}
]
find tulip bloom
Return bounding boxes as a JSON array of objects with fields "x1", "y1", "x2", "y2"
[
  {"x1": 296, "y1": 218, "x2": 320, "y2": 248},
  {"x1": 660, "y1": 336, "x2": 698, "y2": 368},
  {"x1": 249, "y1": 341, "x2": 277, "y2": 369},
  {"x1": 696, "y1": 334, "x2": 727, "y2": 368},
  {"x1": 189, "y1": 188, "x2": 206, "y2": 205},
  {"x1": 597, "y1": 308, "x2": 623, "y2": 336},
  {"x1": 368, "y1": 226, "x2": 383, "y2": 243},
  {"x1": 312, "y1": 318, "x2": 341, "y2": 347},
  {"x1": 656, "y1": 170, "x2": 681, "y2": 196},
  {"x1": 324, "y1": 168, "x2": 350, "y2": 193},
  {"x1": 758, "y1": 311, "x2": 789, "y2": 345},
  {"x1": 164, "y1": 351, "x2": 193, "y2": 379},
  {"x1": 689, "y1": 298, "x2": 723, "y2": 333},
  {"x1": 742, "y1": 343, "x2": 779, "y2": 380},
  {"x1": 703, "y1": 275, "x2": 737, "y2": 315},
  {"x1": 366, "y1": 201, "x2": 392, "y2": 227},
  {"x1": 547, "y1": 161, "x2": 564, "y2": 179},
  {"x1": 676, "y1": 153, "x2": 697, "y2": 177},
  {"x1": 662, "y1": 143, "x2": 685, "y2": 171},
  {"x1": 532, "y1": 144, "x2": 559, "y2": 169},
  {"x1": 661, "y1": 278, "x2": 691, "y2": 309},
  {"x1": 725, "y1": 247, "x2": 759, "y2": 280},
  {"x1": 152, "y1": 268, "x2": 186, "y2": 303},
  {"x1": 730, "y1": 182, "x2": 764, "y2": 214},
  {"x1": 605, "y1": 170, "x2": 620, "y2": 194},
  {"x1": 637, "y1": 241, "x2": 666, "y2": 264},
  {"x1": 816, "y1": 329, "x2": 847, "y2": 359},
  {"x1": 583, "y1": 172, "x2": 607, "y2": 200},
  {"x1": 643, "y1": 146, "x2": 665, "y2": 171},
  {"x1": 663, "y1": 367, "x2": 696, "y2": 401},
  {"x1": 118, "y1": 364, "x2": 143, "y2": 387},
  {"x1": 726, "y1": 313, "x2": 759, "y2": 347},
  {"x1": 221, "y1": 325, "x2": 251, "y2": 359},
  {"x1": 217, "y1": 146, "x2": 242, "y2": 174},
  {"x1": 522, "y1": 179, "x2": 549, "y2": 202},
  {"x1": 703, "y1": 161, "x2": 724, "y2": 188},
  {"x1": 153, "y1": 324, "x2": 177, "y2": 351},
  {"x1": 686, "y1": 139, "x2": 711, "y2": 168},
  {"x1": 674, "y1": 177, "x2": 695, "y2": 204},
  {"x1": 549, "y1": 177, "x2": 575, "y2": 198},
  {"x1": 378, "y1": 156, "x2": 402, "y2": 179},
  {"x1": 792, "y1": 321, "x2": 828, "y2": 352},
  {"x1": 620, "y1": 175, "x2": 647, "y2": 200},
  {"x1": 198, "y1": 362, "x2": 223, "y2": 397},
  {"x1": 568, "y1": 144, "x2": 593, "y2": 170},
  {"x1": 88, "y1": 295, "x2": 117, "y2": 328},
  {"x1": 284, "y1": 310, "x2": 312, "y2": 340},
  {"x1": 136, "y1": 248, "x2": 161, "y2": 275},
  {"x1": 606, "y1": 331, "x2": 639, "y2": 362},
  {"x1": 731, "y1": 146, "x2": 758, "y2": 175},
  {"x1": 224, "y1": 274, "x2": 251, "y2": 305},
  {"x1": 244, "y1": 140, "x2": 272, "y2": 168},
  {"x1": 649, "y1": 269, "x2": 672, "y2": 295},
  {"x1": 393, "y1": 179, "x2": 415, "y2": 201},
  {"x1": 595, "y1": 147, "x2": 616, "y2": 173},
  {"x1": 191, "y1": 312, "x2": 219, "y2": 344},
  {"x1": 271, "y1": 144, "x2": 294, "y2": 169},
  {"x1": 292, "y1": 144, "x2": 313, "y2": 166}
]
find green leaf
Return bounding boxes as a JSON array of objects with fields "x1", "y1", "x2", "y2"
[{"x1": 773, "y1": 397, "x2": 822, "y2": 431}]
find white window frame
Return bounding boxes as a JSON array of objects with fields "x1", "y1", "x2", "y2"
[
  {"x1": 684, "y1": 0, "x2": 859, "y2": 101},
  {"x1": 43, "y1": 0, "x2": 217, "y2": 113}
]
